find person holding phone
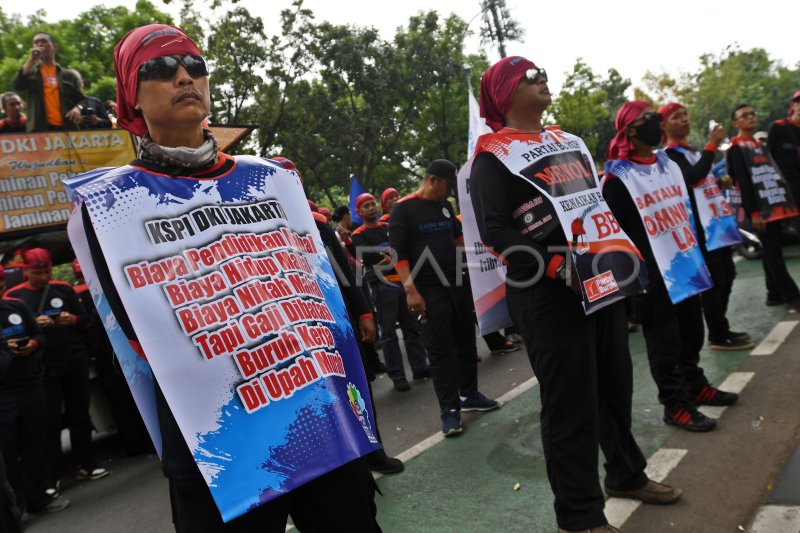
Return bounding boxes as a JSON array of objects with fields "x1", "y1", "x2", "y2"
[
  {"x1": 0, "y1": 266, "x2": 69, "y2": 514},
  {"x1": 4, "y1": 249, "x2": 109, "y2": 494}
]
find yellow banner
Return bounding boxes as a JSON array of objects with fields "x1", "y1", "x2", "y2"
[{"x1": 0, "y1": 129, "x2": 135, "y2": 236}]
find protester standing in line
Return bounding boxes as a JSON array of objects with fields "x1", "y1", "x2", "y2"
[
  {"x1": 727, "y1": 104, "x2": 800, "y2": 311},
  {"x1": 603, "y1": 102, "x2": 738, "y2": 434},
  {"x1": 379, "y1": 188, "x2": 398, "y2": 223},
  {"x1": 471, "y1": 57, "x2": 680, "y2": 533},
  {"x1": 69, "y1": 24, "x2": 381, "y2": 532},
  {"x1": 660, "y1": 102, "x2": 754, "y2": 350},
  {"x1": 390, "y1": 159, "x2": 498, "y2": 437},
  {"x1": 767, "y1": 91, "x2": 800, "y2": 224}
]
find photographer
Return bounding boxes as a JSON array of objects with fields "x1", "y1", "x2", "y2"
[
  {"x1": 66, "y1": 69, "x2": 112, "y2": 129},
  {"x1": 11, "y1": 32, "x2": 84, "y2": 132}
]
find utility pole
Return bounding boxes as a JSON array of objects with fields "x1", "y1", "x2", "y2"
[{"x1": 479, "y1": 0, "x2": 523, "y2": 58}]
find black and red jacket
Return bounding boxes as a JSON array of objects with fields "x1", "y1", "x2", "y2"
[
  {"x1": 0, "y1": 298, "x2": 45, "y2": 392},
  {"x1": 4, "y1": 280, "x2": 90, "y2": 372}
]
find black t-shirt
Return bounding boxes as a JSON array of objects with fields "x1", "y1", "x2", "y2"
[
  {"x1": 351, "y1": 222, "x2": 400, "y2": 283},
  {"x1": 4, "y1": 281, "x2": 90, "y2": 371},
  {"x1": 768, "y1": 119, "x2": 800, "y2": 189},
  {"x1": 469, "y1": 151, "x2": 566, "y2": 285},
  {"x1": 388, "y1": 193, "x2": 462, "y2": 287},
  {"x1": 0, "y1": 298, "x2": 45, "y2": 391}
]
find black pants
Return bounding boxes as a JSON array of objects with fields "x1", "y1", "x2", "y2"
[
  {"x1": 701, "y1": 246, "x2": 736, "y2": 342},
  {"x1": 44, "y1": 356, "x2": 96, "y2": 481},
  {"x1": 635, "y1": 286, "x2": 708, "y2": 408},
  {"x1": 168, "y1": 458, "x2": 381, "y2": 533},
  {"x1": 417, "y1": 284, "x2": 478, "y2": 412},
  {"x1": 508, "y1": 280, "x2": 647, "y2": 530},
  {"x1": 0, "y1": 385, "x2": 49, "y2": 512},
  {"x1": 759, "y1": 221, "x2": 800, "y2": 303},
  {"x1": 0, "y1": 450, "x2": 22, "y2": 533},
  {"x1": 372, "y1": 282, "x2": 428, "y2": 382}
]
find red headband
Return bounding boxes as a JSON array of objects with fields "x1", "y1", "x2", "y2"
[
  {"x1": 381, "y1": 188, "x2": 398, "y2": 210},
  {"x1": 22, "y1": 248, "x2": 53, "y2": 269},
  {"x1": 480, "y1": 56, "x2": 537, "y2": 132},
  {"x1": 114, "y1": 24, "x2": 202, "y2": 137},
  {"x1": 355, "y1": 193, "x2": 376, "y2": 211},
  {"x1": 607, "y1": 100, "x2": 650, "y2": 161},
  {"x1": 658, "y1": 102, "x2": 684, "y2": 122}
]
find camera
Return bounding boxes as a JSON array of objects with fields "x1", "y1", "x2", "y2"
[
  {"x1": 32, "y1": 49, "x2": 41, "y2": 58},
  {"x1": 12, "y1": 336, "x2": 30, "y2": 349},
  {"x1": 80, "y1": 106, "x2": 95, "y2": 117}
]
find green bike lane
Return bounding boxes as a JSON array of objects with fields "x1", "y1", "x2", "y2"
[{"x1": 374, "y1": 247, "x2": 800, "y2": 532}]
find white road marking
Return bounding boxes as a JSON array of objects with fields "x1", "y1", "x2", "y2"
[
  {"x1": 699, "y1": 372, "x2": 755, "y2": 419},
  {"x1": 751, "y1": 321, "x2": 798, "y2": 356},
  {"x1": 392, "y1": 377, "x2": 539, "y2": 467},
  {"x1": 748, "y1": 505, "x2": 800, "y2": 532},
  {"x1": 605, "y1": 448, "x2": 688, "y2": 528}
]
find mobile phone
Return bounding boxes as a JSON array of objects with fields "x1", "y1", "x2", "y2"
[
  {"x1": 32, "y1": 49, "x2": 41, "y2": 58},
  {"x1": 709, "y1": 120, "x2": 720, "y2": 132}
]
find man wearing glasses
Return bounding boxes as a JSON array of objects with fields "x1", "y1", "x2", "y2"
[
  {"x1": 471, "y1": 59, "x2": 680, "y2": 533},
  {"x1": 727, "y1": 104, "x2": 800, "y2": 312},
  {"x1": 71, "y1": 24, "x2": 380, "y2": 532}
]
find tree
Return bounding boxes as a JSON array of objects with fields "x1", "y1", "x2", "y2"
[{"x1": 550, "y1": 59, "x2": 630, "y2": 164}]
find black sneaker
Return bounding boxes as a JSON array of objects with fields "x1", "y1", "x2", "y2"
[
  {"x1": 728, "y1": 330, "x2": 751, "y2": 341},
  {"x1": 709, "y1": 336, "x2": 755, "y2": 351},
  {"x1": 460, "y1": 392, "x2": 499, "y2": 412},
  {"x1": 31, "y1": 495, "x2": 71, "y2": 514},
  {"x1": 693, "y1": 385, "x2": 738, "y2": 406},
  {"x1": 490, "y1": 340, "x2": 520, "y2": 356},
  {"x1": 663, "y1": 405, "x2": 716, "y2": 432},
  {"x1": 441, "y1": 409, "x2": 463, "y2": 437},
  {"x1": 374, "y1": 361, "x2": 387, "y2": 374},
  {"x1": 412, "y1": 368, "x2": 431, "y2": 380},
  {"x1": 766, "y1": 295, "x2": 785, "y2": 306},
  {"x1": 369, "y1": 456, "x2": 404, "y2": 475},
  {"x1": 392, "y1": 378, "x2": 411, "y2": 392}
]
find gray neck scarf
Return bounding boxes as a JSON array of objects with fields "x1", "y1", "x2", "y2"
[{"x1": 137, "y1": 129, "x2": 219, "y2": 168}]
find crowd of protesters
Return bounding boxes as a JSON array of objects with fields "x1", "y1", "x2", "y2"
[{"x1": 1, "y1": 24, "x2": 800, "y2": 533}]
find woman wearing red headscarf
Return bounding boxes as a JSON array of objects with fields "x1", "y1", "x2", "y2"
[
  {"x1": 471, "y1": 60, "x2": 679, "y2": 533},
  {"x1": 602, "y1": 101, "x2": 738, "y2": 434}
]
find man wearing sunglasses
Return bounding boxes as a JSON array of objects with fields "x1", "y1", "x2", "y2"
[
  {"x1": 727, "y1": 104, "x2": 800, "y2": 312},
  {"x1": 471, "y1": 59, "x2": 679, "y2": 533},
  {"x1": 70, "y1": 24, "x2": 381, "y2": 532},
  {"x1": 12, "y1": 32, "x2": 84, "y2": 132}
]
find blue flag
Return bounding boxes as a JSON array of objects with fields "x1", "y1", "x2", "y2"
[{"x1": 349, "y1": 174, "x2": 365, "y2": 224}]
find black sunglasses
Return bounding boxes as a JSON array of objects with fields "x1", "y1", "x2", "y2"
[
  {"x1": 525, "y1": 67, "x2": 548, "y2": 84},
  {"x1": 138, "y1": 55, "x2": 208, "y2": 82}
]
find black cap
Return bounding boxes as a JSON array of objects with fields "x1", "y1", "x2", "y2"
[{"x1": 425, "y1": 159, "x2": 457, "y2": 185}]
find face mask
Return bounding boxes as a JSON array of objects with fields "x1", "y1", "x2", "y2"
[{"x1": 634, "y1": 113, "x2": 663, "y2": 147}]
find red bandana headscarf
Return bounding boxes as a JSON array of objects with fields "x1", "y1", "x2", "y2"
[
  {"x1": 607, "y1": 100, "x2": 650, "y2": 161},
  {"x1": 479, "y1": 56, "x2": 538, "y2": 132},
  {"x1": 380, "y1": 188, "x2": 398, "y2": 210},
  {"x1": 22, "y1": 248, "x2": 53, "y2": 269},
  {"x1": 113, "y1": 24, "x2": 202, "y2": 137},
  {"x1": 657, "y1": 102, "x2": 685, "y2": 144},
  {"x1": 355, "y1": 193, "x2": 376, "y2": 211}
]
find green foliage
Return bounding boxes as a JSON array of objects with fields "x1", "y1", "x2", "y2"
[{"x1": 551, "y1": 59, "x2": 630, "y2": 164}]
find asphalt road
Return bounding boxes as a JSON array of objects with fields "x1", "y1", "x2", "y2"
[{"x1": 22, "y1": 247, "x2": 800, "y2": 533}]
